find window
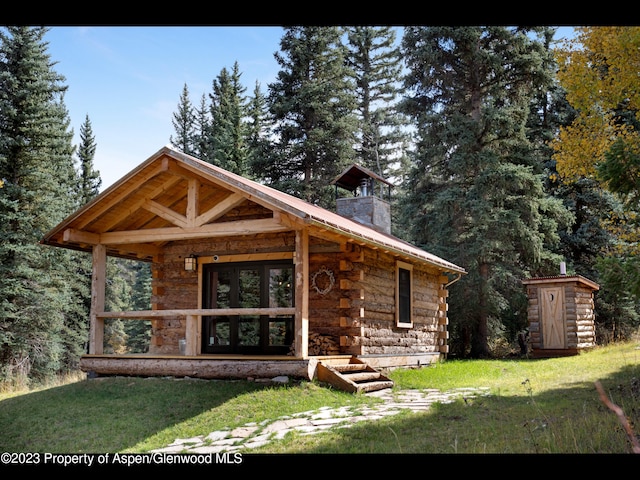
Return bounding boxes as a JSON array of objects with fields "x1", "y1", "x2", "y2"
[{"x1": 396, "y1": 261, "x2": 413, "y2": 327}]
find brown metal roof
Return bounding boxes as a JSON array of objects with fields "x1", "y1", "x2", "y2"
[
  {"x1": 331, "y1": 164, "x2": 394, "y2": 191},
  {"x1": 522, "y1": 275, "x2": 600, "y2": 290},
  {"x1": 42, "y1": 146, "x2": 466, "y2": 274}
]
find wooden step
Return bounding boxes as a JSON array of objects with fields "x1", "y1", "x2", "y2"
[
  {"x1": 316, "y1": 358, "x2": 394, "y2": 394},
  {"x1": 342, "y1": 371, "x2": 381, "y2": 382},
  {"x1": 333, "y1": 364, "x2": 368, "y2": 373},
  {"x1": 356, "y1": 380, "x2": 394, "y2": 393}
]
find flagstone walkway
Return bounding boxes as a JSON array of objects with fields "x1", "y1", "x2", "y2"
[{"x1": 150, "y1": 386, "x2": 491, "y2": 454}]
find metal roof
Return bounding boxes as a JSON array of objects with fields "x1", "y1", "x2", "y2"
[
  {"x1": 521, "y1": 275, "x2": 600, "y2": 290},
  {"x1": 331, "y1": 164, "x2": 394, "y2": 191}
]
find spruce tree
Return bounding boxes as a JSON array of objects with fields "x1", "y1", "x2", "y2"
[
  {"x1": 170, "y1": 83, "x2": 197, "y2": 156},
  {"x1": 194, "y1": 93, "x2": 210, "y2": 162},
  {"x1": 0, "y1": 26, "x2": 79, "y2": 384},
  {"x1": 345, "y1": 26, "x2": 411, "y2": 181},
  {"x1": 127, "y1": 262, "x2": 152, "y2": 353},
  {"x1": 266, "y1": 26, "x2": 358, "y2": 208},
  {"x1": 246, "y1": 81, "x2": 274, "y2": 182},
  {"x1": 77, "y1": 114, "x2": 101, "y2": 202},
  {"x1": 400, "y1": 26, "x2": 570, "y2": 358},
  {"x1": 208, "y1": 62, "x2": 249, "y2": 175}
]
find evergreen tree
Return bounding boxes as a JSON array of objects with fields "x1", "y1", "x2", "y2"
[
  {"x1": 266, "y1": 26, "x2": 358, "y2": 208},
  {"x1": 0, "y1": 26, "x2": 79, "y2": 385},
  {"x1": 127, "y1": 262, "x2": 152, "y2": 353},
  {"x1": 194, "y1": 93, "x2": 210, "y2": 162},
  {"x1": 170, "y1": 83, "x2": 197, "y2": 156},
  {"x1": 208, "y1": 62, "x2": 249, "y2": 175},
  {"x1": 345, "y1": 26, "x2": 411, "y2": 181},
  {"x1": 246, "y1": 81, "x2": 274, "y2": 181},
  {"x1": 77, "y1": 114, "x2": 101, "y2": 202},
  {"x1": 400, "y1": 26, "x2": 571, "y2": 358},
  {"x1": 56, "y1": 113, "x2": 103, "y2": 369}
]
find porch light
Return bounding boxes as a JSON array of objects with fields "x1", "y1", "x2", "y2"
[{"x1": 184, "y1": 254, "x2": 198, "y2": 272}]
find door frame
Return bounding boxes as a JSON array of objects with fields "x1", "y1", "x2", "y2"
[{"x1": 200, "y1": 259, "x2": 295, "y2": 355}]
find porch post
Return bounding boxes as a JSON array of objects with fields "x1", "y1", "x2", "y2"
[
  {"x1": 89, "y1": 244, "x2": 106, "y2": 354},
  {"x1": 185, "y1": 314, "x2": 198, "y2": 355},
  {"x1": 294, "y1": 228, "x2": 309, "y2": 358}
]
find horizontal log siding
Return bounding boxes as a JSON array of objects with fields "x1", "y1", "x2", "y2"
[
  {"x1": 350, "y1": 248, "x2": 446, "y2": 356},
  {"x1": 146, "y1": 233, "x2": 449, "y2": 357}
]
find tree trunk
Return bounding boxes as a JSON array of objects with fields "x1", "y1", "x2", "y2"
[{"x1": 471, "y1": 262, "x2": 490, "y2": 358}]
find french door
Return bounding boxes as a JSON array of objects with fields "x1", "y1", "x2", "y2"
[{"x1": 201, "y1": 260, "x2": 294, "y2": 354}]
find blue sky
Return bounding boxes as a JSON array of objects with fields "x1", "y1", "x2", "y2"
[
  {"x1": 46, "y1": 26, "x2": 285, "y2": 190},
  {"x1": 44, "y1": 26, "x2": 575, "y2": 191}
]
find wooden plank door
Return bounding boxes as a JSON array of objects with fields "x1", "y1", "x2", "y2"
[{"x1": 540, "y1": 287, "x2": 565, "y2": 349}]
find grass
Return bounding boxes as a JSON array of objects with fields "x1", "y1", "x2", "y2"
[{"x1": 0, "y1": 340, "x2": 638, "y2": 454}]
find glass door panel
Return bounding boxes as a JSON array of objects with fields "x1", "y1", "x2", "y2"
[{"x1": 202, "y1": 261, "x2": 294, "y2": 354}]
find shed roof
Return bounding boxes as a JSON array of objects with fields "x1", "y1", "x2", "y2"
[
  {"x1": 41, "y1": 146, "x2": 466, "y2": 274},
  {"x1": 522, "y1": 275, "x2": 600, "y2": 291},
  {"x1": 331, "y1": 164, "x2": 394, "y2": 191}
]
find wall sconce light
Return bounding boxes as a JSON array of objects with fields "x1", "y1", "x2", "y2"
[{"x1": 184, "y1": 254, "x2": 198, "y2": 272}]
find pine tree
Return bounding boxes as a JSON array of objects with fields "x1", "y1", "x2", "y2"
[
  {"x1": 194, "y1": 93, "x2": 210, "y2": 162},
  {"x1": 208, "y1": 62, "x2": 249, "y2": 175},
  {"x1": 0, "y1": 26, "x2": 80, "y2": 385},
  {"x1": 266, "y1": 26, "x2": 358, "y2": 208},
  {"x1": 246, "y1": 81, "x2": 274, "y2": 182},
  {"x1": 400, "y1": 26, "x2": 570, "y2": 358},
  {"x1": 345, "y1": 26, "x2": 411, "y2": 181},
  {"x1": 127, "y1": 262, "x2": 152, "y2": 353},
  {"x1": 77, "y1": 114, "x2": 101, "y2": 202},
  {"x1": 170, "y1": 83, "x2": 197, "y2": 156}
]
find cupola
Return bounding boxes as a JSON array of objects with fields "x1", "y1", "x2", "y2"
[{"x1": 331, "y1": 164, "x2": 393, "y2": 234}]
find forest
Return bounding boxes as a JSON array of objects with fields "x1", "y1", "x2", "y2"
[{"x1": 1, "y1": 26, "x2": 640, "y2": 390}]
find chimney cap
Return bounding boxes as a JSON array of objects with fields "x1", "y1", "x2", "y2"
[{"x1": 331, "y1": 164, "x2": 394, "y2": 192}]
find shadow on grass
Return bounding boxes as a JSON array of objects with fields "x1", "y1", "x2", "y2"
[
  {"x1": 255, "y1": 363, "x2": 640, "y2": 455},
  {"x1": 1, "y1": 361, "x2": 637, "y2": 455},
  {"x1": 0, "y1": 376, "x2": 269, "y2": 453}
]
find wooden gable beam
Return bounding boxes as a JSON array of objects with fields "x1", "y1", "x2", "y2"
[
  {"x1": 194, "y1": 192, "x2": 245, "y2": 227},
  {"x1": 76, "y1": 159, "x2": 170, "y2": 230},
  {"x1": 98, "y1": 175, "x2": 183, "y2": 233},
  {"x1": 62, "y1": 217, "x2": 289, "y2": 245},
  {"x1": 186, "y1": 178, "x2": 199, "y2": 226},
  {"x1": 142, "y1": 199, "x2": 188, "y2": 228}
]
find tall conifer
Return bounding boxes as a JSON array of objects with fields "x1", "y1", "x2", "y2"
[
  {"x1": 267, "y1": 26, "x2": 358, "y2": 208},
  {"x1": 208, "y1": 62, "x2": 248, "y2": 175},
  {"x1": 170, "y1": 83, "x2": 197, "y2": 157},
  {"x1": 0, "y1": 26, "x2": 79, "y2": 384},
  {"x1": 345, "y1": 26, "x2": 411, "y2": 181},
  {"x1": 400, "y1": 27, "x2": 570, "y2": 357}
]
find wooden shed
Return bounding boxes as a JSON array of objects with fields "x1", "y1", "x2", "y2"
[
  {"x1": 521, "y1": 274, "x2": 600, "y2": 357},
  {"x1": 41, "y1": 146, "x2": 466, "y2": 392}
]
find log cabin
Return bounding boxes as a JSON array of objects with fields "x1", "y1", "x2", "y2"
[{"x1": 41, "y1": 146, "x2": 467, "y2": 392}]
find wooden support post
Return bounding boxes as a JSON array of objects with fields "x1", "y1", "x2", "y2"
[
  {"x1": 90, "y1": 244, "x2": 106, "y2": 354},
  {"x1": 294, "y1": 229, "x2": 309, "y2": 358},
  {"x1": 185, "y1": 314, "x2": 198, "y2": 355}
]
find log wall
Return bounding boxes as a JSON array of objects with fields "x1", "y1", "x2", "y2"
[
  {"x1": 147, "y1": 231, "x2": 450, "y2": 358},
  {"x1": 309, "y1": 244, "x2": 449, "y2": 357}
]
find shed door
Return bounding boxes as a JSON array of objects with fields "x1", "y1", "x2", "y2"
[{"x1": 540, "y1": 286, "x2": 565, "y2": 349}]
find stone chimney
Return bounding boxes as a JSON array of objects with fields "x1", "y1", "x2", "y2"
[{"x1": 331, "y1": 164, "x2": 393, "y2": 234}]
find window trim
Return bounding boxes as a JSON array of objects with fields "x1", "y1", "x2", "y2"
[{"x1": 396, "y1": 261, "x2": 413, "y2": 328}]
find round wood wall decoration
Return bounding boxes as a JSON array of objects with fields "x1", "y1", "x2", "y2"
[{"x1": 311, "y1": 266, "x2": 335, "y2": 295}]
